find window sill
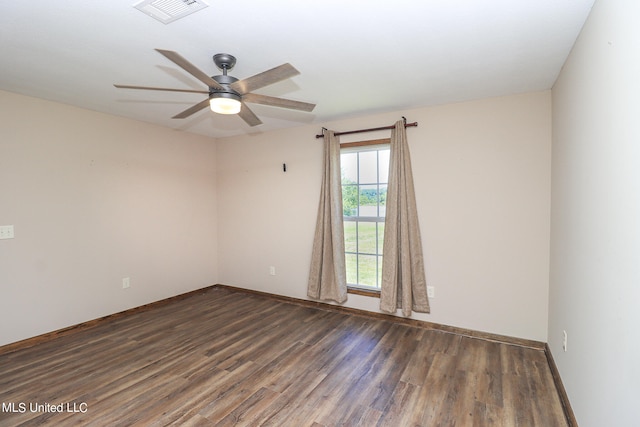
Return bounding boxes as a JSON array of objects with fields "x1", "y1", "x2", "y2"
[{"x1": 347, "y1": 287, "x2": 381, "y2": 298}]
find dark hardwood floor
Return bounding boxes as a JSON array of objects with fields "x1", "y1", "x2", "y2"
[{"x1": 0, "y1": 287, "x2": 568, "y2": 426}]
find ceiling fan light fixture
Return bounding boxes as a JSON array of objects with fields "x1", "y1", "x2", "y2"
[
  {"x1": 115, "y1": 49, "x2": 314, "y2": 126},
  {"x1": 209, "y1": 92, "x2": 241, "y2": 115}
]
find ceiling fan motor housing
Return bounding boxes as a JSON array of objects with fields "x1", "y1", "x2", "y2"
[{"x1": 210, "y1": 74, "x2": 240, "y2": 99}]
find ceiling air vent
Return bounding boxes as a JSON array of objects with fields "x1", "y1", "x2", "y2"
[{"x1": 134, "y1": 0, "x2": 209, "y2": 24}]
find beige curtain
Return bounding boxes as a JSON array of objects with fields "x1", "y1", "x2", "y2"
[
  {"x1": 380, "y1": 120, "x2": 430, "y2": 316},
  {"x1": 308, "y1": 130, "x2": 348, "y2": 303}
]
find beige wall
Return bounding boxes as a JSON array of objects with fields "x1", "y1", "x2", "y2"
[
  {"x1": 550, "y1": 0, "x2": 640, "y2": 425},
  {"x1": 0, "y1": 90, "x2": 219, "y2": 347},
  {"x1": 0, "y1": 88, "x2": 552, "y2": 346},
  {"x1": 218, "y1": 91, "x2": 552, "y2": 341}
]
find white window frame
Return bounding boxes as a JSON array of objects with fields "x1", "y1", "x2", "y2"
[{"x1": 341, "y1": 139, "x2": 390, "y2": 293}]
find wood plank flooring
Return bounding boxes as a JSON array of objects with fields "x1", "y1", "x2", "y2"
[{"x1": 0, "y1": 287, "x2": 568, "y2": 426}]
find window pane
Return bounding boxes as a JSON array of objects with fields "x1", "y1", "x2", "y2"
[
  {"x1": 358, "y1": 184, "x2": 378, "y2": 217},
  {"x1": 358, "y1": 150, "x2": 378, "y2": 184},
  {"x1": 379, "y1": 184, "x2": 387, "y2": 218},
  {"x1": 345, "y1": 253, "x2": 358, "y2": 285},
  {"x1": 342, "y1": 144, "x2": 390, "y2": 290},
  {"x1": 379, "y1": 149, "x2": 390, "y2": 183},
  {"x1": 342, "y1": 184, "x2": 358, "y2": 216},
  {"x1": 358, "y1": 255, "x2": 378, "y2": 288},
  {"x1": 344, "y1": 221, "x2": 357, "y2": 253},
  {"x1": 357, "y1": 222, "x2": 377, "y2": 255},
  {"x1": 341, "y1": 152, "x2": 358, "y2": 184}
]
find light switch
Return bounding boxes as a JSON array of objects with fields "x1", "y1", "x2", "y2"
[{"x1": 0, "y1": 225, "x2": 15, "y2": 239}]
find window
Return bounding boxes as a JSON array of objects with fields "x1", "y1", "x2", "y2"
[{"x1": 341, "y1": 141, "x2": 390, "y2": 291}]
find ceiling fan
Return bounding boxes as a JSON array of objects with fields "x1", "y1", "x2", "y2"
[{"x1": 114, "y1": 49, "x2": 316, "y2": 127}]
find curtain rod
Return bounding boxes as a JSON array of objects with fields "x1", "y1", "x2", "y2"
[{"x1": 315, "y1": 120, "x2": 418, "y2": 138}]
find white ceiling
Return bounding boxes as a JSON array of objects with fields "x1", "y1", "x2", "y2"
[{"x1": 0, "y1": 0, "x2": 595, "y2": 139}]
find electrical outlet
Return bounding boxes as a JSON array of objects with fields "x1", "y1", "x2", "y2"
[
  {"x1": 427, "y1": 286, "x2": 435, "y2": 298},
  {"x1": 562, "y1": 330, "x2": 568, "y2": 352},
  {"x1": 269, "y1": 266, "x2": 276, "y2": 276},
  {"x1": 122, "y1": 277, "x2": 130, "y2": 289}
]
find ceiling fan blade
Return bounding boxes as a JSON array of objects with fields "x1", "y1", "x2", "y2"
[
  {"x1": 114, "y1": 84, "x2": 208, "y2": 94},
  {"x1": 230, "y1": 63, "x2": 299, "y2": 95},
  {"x1": 155, "y1": 49, "x2": 224, "y2": 90},
  {"x1": 172, "y1": 98, "x2": 210, "y2": 119},
  {"x1": 237, "y1": 102, "x2": 262, "y2": 127},
  {"x1": 242, "y1": 93, "x2": 316, "y2": 112}
]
